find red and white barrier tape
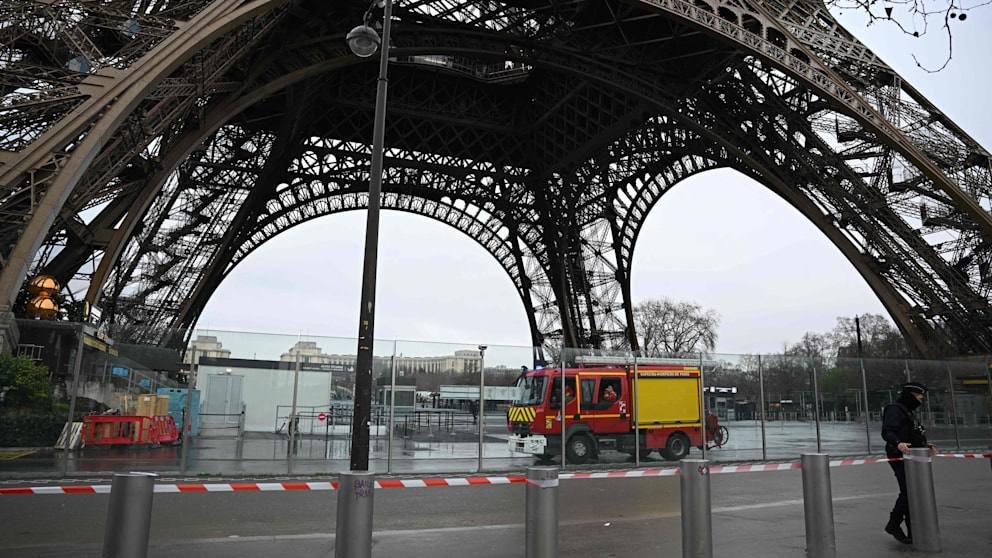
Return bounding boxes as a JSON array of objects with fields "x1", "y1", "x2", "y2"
[
  {"x1": 829, "y1": 457, "x2": 899, "y2": 467},
  {"x1": 1, "y1": 453, "x2": 987, "y2": 495},
  {"x1": 0, "y1": 476, "x2": 527, "y2": 495}
]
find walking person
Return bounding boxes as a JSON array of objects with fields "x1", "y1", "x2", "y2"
[{"x1": 880, "y1": 382, "x2": 936, "y2": 545}]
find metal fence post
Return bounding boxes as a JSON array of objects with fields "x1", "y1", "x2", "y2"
[
  {"x1": 698, "y1": 354, "x2": 707, "y2": 461},
  {"x1": 560, "y1": 363, "x2": 566, "y2": 470},
  {"x1": 811, "y1": 362, "x2": 822, "y2": 453},
  {"x1": 526, "y1": 466, "x2": 559, "y2": 558},
  {"x1": 758, "y1": 355, "x2": 767, "y2": 461},
  {"x1": 858, "y1": 357, "x2": 871, "y2": 453},
  {"x1": 945, "y1": 365, "x2": 961, "y2": 451},
  {"x1": 180, "y1": 346, "x2": 196, "y2": 475},
  {"x1": 905, "y1": 448, "x2": 941, "y2": 552},
  {"x1": 238, "y1": 405, "x2": 245, "y2": 441},
  {"x1": 801, "y1": 454, "x2": 836, "y2": 558},
  {"x1": 289, "y1": 353, "x2": 301, "y2": 456},
  {"x1": 633, "y1": 353, "x2": 640, "y2": 467},
  {"x1": 680, "y1": 459, "x2": 712, "y2": 558},
  {"x1": 387, "y1": 341, "x2": 397, "y2": 474},
  {"x1": 335, "y1": 471, "x2": 375, "y2": 558},
  {"x1": 985, "y1": 359, "x2": 992, "y2": 444},
  {"x1": 62, "y1": 325, "x2": 85, "y2": 476},
  {"x1": 478, "y1": 346, "x2": 486, "y2": 473},
  {"x1": 102, "y1": 472, "x2": 156, "y2": 558}
]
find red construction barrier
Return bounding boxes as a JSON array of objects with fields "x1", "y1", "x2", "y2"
[{"x1": 82, "y1": 415, "x2": 179, "y2": 446}]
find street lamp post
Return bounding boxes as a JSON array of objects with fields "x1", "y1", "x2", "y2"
[{"x1": 348, "y1": 0, "x2": 392, "y2": 472}]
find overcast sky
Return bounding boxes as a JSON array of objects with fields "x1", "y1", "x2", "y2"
[{"x1": 194, "y1": 8, "x2": 992, "y2": 358}]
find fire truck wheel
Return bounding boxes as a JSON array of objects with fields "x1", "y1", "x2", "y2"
[
  {"x1": 660, "y1": 432, "x2": 690, "y2": 461},
  {"x1": 566, "y1": 434, "x2": 594, "y2": 464}
]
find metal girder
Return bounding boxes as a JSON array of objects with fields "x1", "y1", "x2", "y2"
[
  {"x1": 0, "y1": 0, "x2": 287, "y2": 310},
  {"x1": 3, "y1": 0, "x2": 991, "y2": 358}
]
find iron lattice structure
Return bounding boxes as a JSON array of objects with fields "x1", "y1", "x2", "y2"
[{"x1": 1, "y1": 0, "x2": 991, "y2": 357}]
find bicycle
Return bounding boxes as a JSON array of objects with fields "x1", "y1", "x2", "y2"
[{"x1": 706, "y1": 425, "x2": 730, "y2": 449}]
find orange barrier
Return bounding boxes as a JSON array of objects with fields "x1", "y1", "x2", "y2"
[{"x1": 82, "y1": 415, "x2": 179, "y2": 446}]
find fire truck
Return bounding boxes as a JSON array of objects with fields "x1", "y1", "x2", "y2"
[{"x1": 506, "y1": 357, "x2": 704, "y2": 464}]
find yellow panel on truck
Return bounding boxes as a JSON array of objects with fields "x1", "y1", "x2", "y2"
[{"x1": 634, "y1": 368, "x2": 701, "y2": 426}]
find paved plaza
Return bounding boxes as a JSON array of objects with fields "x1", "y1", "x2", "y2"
[{"x1": 2, "y1": 418, "x2": 989, "y2": 478}]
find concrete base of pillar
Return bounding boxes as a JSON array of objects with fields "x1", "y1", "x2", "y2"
[{"x1": 0, "y1": 311, "x2": 19, "y2": 354}]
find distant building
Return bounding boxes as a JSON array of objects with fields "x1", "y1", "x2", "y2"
[
  {"x1": 279, "y1": 341, "x2": 483, "y2": 374},
  {"x1": 184, "y1": 335, "x2": 231, "y2": 365},
  {"x1": 187, "y1": 338, "x2": 486, "y2": 376},
  {"x1": 280, "y1": 341, "x2": 334, "y2": 364},
  {"x1": 391, "y1": 349, "x2": 484, "y2": 374}
]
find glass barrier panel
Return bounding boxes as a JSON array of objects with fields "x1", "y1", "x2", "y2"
[
  {"x1": 64, "y1": 325, "x2": 186, "y2": 474},
  {"x1": 944, "y1": 360, "x2": 991, "y2": 451},
  {"x1": 704, "y1": 353, "x2": 763, "y2": 462},
  {"x1": 391, "y1": 339, "x2": 491, "y2": 474},
  {"x1": 7, "y1": 324, "x2": 987, "y2": 479},
  {"x1": 818, "y1": 356, "x2": 870, "y2": 455},
  {"x1": 902, "y1": 359, "x2": 952, "y2": 450},
  {"x1": 479, "y1": 342, "x2": 535, "y2": 473},
  {"x1": 754, "y1": 353, "x2": 821, "y2": 459}
]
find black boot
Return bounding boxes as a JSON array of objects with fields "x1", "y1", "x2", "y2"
[{"x1": 885, "y1": 515, "x2": 911, "y2": 544}]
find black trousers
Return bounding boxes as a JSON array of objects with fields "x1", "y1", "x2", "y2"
[{"x1": 889, "y1": 459, "x2": 910, "y2": 528}]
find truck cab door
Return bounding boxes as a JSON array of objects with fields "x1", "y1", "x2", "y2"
[
  {"x1": 580, "y1": 374, "x2": 629, "y2": 434},
  {"x1": 548, "y1": 376, "x2": 578, "y2": 433}
]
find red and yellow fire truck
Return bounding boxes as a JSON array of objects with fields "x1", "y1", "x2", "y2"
[{"x1": 506, "y1": 357, "x2": 704, "y2": 464}]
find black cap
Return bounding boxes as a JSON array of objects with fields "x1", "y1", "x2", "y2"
[{"x1": 901, "y1": 382, "x2": 928, "y2": 395}]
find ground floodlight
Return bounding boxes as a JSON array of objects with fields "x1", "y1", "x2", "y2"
[{"x1": 347, "y1": 25, "x2": 380, "y2": 57}]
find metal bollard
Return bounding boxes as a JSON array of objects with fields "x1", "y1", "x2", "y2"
[
  {"x1": 102, "y1": 472, "x2": 156, "y2": 558},
  {"x1": 905, "y1": 448, "x2": 942, "y2": 552},
  {"x1": 526, "y1": 466, "x2": 559, "y2": 558},
  {"x1": 801, "y1": 454, "x2": 836, "y2": 558},
  {"x1": 335, "y1": 470, "x2": 375, "y2": 558},
  {"x1": 680, "y1": 459, "x2": 713, "y2": 558}
]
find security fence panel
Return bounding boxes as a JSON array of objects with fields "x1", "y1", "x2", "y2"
[
  {"x1": 478, "y1": 343, "x2": 534, "y2": 473},
  {"x1": 189, "y1": 329, "x2": 310, "y2": 474},
  {"x1": 5, "y1": 324, "x2": 188, "y2": 476},
  {"x1": 391, "y1": 339, "x2": 492, "y2": 474},
  {"x1": 815, "y1": 356, "x2": 870, "y2": 455},
  {"x1": 367, "y1": 335, "x2": 396, "y2": 469},
  {"x1": 4, "y1": 328, "x2": 988, "y2": 479},
  {"x1": 835, "y1": 356, "x2": 900, "y2": 454},
  {"x1": 902, "y1": 359, "x2": 954, "y2": 450},
  {"x1": 704, "y1": 353, "x2": 763, "y2": 462},
  {"x1": 1, "y1": 321, "x2": 81, "y2": 476},
  {"x1": 502, "y1": 344, "x2": 556, "y2": 472},
  {"x1": 944, "y1": 360, "x2": 991, "y2": 450},
  {"x1": 755, "y1": 353, "x2": 822, "y2": 459}
]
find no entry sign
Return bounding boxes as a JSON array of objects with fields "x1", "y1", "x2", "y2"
[{"x1": 317, "y1": 412, "x2": 327, "y2": 422}]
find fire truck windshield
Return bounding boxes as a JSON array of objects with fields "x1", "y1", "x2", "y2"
[{"x1": 514, "y1": 375, "x2": 547, "y2": 405}]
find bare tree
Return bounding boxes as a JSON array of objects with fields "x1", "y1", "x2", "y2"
[
  {"x1": 830, "y1": 314, "x2": 909, "y2": 358},
  {"x1": 634, "y1": 298, "x2": 720, "y2": 356},
  {"x1": 828, "y1": 0, "x2": 989, "y2": 71}
]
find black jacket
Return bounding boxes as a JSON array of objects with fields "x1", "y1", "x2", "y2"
[{"x1": 881, "y1": 398, "x2": 927, "y2": 457}]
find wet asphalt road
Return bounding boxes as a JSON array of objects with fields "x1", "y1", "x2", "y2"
[{"x1": 1, "y1": 457, "x2": 989, "y2": 557}]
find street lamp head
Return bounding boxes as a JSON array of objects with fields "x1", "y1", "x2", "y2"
[
  {"x1": 478, "y1": 345, "x2": 487, "y2": 353},
  {"x1": 347, "y1": 24, "x2": 381, "y2": 57}
]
